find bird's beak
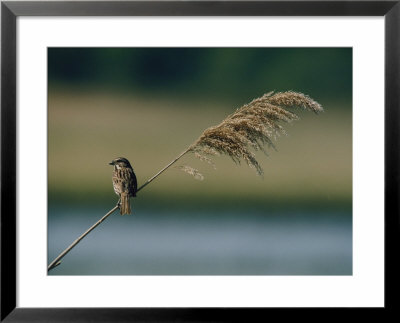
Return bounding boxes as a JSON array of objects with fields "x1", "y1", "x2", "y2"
[{"x1": 109, "y1": 161, "x2": 114, "y2": 165}]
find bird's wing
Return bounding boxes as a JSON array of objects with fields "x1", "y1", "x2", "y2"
[{"x1": 130, "y1": 168, "x2": 138, "y2": 196}]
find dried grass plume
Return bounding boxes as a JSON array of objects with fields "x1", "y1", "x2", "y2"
[{"x1": 184, "y1": 91, "x2": 323, "y2": 176}]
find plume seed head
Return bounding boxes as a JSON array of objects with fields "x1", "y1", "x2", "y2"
[{"x1": 189, "y1": 91, "x2": 323, "y2": 176}]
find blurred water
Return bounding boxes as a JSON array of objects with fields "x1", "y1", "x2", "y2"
[{"x1": 48, "y1": 208, "x2": 352, "y2": 275}]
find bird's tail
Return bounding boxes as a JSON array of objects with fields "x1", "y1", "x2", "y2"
[{"x1": 120, "y1": 193, "x2": 131, "y2": 215}]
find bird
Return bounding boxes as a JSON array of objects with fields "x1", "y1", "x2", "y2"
[{"x1": 109, "y1": 157, "x2": 137, "y2": 215}]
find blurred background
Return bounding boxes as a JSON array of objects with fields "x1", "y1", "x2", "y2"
[{"x1": 48, "y1": 48, "x2": 352, "y2": 275}]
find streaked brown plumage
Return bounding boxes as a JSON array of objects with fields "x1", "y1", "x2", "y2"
[{"x1": 109, "y1": 157, "x2": 137, "y2": 215}]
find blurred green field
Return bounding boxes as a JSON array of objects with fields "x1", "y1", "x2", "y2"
[{"x1": 48, "y1": 89, "x2": 351, "y2": 210}]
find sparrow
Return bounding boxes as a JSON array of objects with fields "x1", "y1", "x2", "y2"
[{"x1": 109, "y1": 157, "x2": 137, "y2": 215}]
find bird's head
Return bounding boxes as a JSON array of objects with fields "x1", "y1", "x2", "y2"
[{"x1": 109, "y1": 157, "x2": 132, "y2": 169}]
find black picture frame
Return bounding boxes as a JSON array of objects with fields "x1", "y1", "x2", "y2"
[{"x1": 1, "y1": 1, "x2": 399, "y2": 321}]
